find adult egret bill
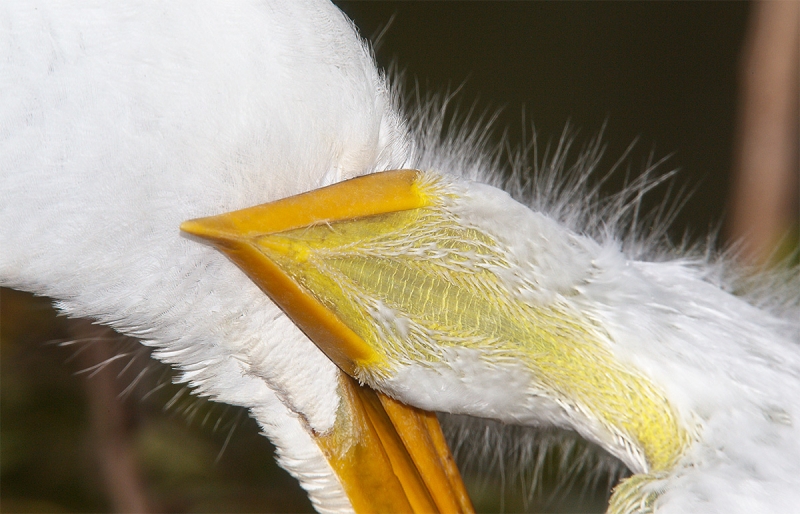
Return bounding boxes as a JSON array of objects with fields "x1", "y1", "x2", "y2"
[{"x1": 1, "y1": 1, "x2": 799, "y2": 513}]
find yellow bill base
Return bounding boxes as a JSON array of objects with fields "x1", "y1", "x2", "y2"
[{"x1": 181, "y1": 170, "x2": 473, "y2": 513}]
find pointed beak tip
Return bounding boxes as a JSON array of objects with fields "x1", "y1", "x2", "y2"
[
  {"x1": 179, "y1": 218, "x2": 204, "y2": 236},
  {"x1": 180, "y1": 215, "x2": 239, "y2": 244}
]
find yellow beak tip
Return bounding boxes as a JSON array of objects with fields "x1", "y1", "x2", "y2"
[
  {"x1": 180, "y1": 216, "x2": 239, "y2": 245},
  {"x1": 179, "y1": 219, "x2": 204, "y2": 236}
]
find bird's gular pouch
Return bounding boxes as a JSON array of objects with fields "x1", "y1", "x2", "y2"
[
  {"x1": 182, "y1": 169, "x2": 691, "y2": 513},
  {"x1": 181, "y1": 170, "x2": 473, "y2": 513}
]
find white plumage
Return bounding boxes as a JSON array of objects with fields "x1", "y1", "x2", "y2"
[
  {"x1": 1, "y1": 1, "x2": 402, "y2": 509},
  {"x1": 2, "y1": 2, "x2": 798, "y2": 513}
]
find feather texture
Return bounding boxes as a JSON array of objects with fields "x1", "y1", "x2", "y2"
[{"x1": 2, "y1": 1, "x2": 798, "y2": 513}]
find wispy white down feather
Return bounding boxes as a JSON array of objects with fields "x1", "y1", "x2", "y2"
[
  {"x1": 2, "y1": 1, "x2": 799, "y2": 513},
  {"x1": 396, "y1": 78, "x2": 800, "y2": 513}
]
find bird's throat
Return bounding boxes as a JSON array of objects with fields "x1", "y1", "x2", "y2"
[
  {"x1": 182, "y1": 169, "x2": 693, "y2": 511},
  {"x1": 276, "y1": 211, "x2": 687, "y2": 470}
]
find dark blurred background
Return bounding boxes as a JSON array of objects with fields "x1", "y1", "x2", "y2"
[
  {"x1": 3, "y1": 2, "x2": 797, "y2": 513},
  {"x1": 341, "y1": 1, "x2": 748, "y2": 242}
]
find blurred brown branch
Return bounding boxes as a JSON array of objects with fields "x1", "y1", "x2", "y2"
[
  {"x1": 68, "y1": 320, "x2": 153, "y2": 513},
  {"x1": 729, "y1": 0, "x2": 800, "y2": 265}
]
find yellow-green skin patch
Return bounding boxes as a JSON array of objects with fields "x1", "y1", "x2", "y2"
[
  {"x1": 256, "y1": 177, "x2": 691, "y2": 512},
  {"x1": 259, "y1": 209, "x2": 688, "y2": 472}
]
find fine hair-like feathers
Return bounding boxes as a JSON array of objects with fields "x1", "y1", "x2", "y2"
[{"x1": 2, "y1": 2, "x2": 798, "y2": 512}]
